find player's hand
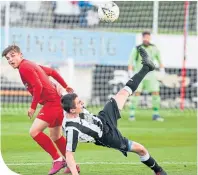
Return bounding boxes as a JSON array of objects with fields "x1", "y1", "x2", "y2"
[
  {"x1": 66, "y1": 87, "x2": 74, "y2": 93},
  {"x1": 55, "y1": 83, "x2": 65, "y2": 96},
  {"x1": 28, "y1": 108, "x2": 35, "y2": 119}
]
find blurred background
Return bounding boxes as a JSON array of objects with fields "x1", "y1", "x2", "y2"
[{"x1": 0, "y1": 1, "x2": 197, "y2": 114}]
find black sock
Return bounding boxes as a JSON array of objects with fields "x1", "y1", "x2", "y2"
[
  {"x1": 141, "y1": 156, "x2": 162, "y2": 173},
  {"x1": 126, "y1": 65, "x2": 150, "y2": 92}
]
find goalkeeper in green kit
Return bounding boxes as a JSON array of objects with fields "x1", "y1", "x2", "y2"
[{"x1": 128, "y1": 31, "x2": 165, "y2": 122}]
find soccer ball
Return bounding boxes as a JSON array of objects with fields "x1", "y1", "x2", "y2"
[{"x1": 98, "y1": 2, "x2": 119, "y2": 22}]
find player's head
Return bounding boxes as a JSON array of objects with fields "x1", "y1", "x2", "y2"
[
  {"x1": 2, "y1": 45, "x2": 23, "y2": 69},
  {"x1": 61, "y1": 93, "x2": 84, "y2": 115},
  {"x1": 142, "y1": 31, "x2": 151, "y2": 46}
]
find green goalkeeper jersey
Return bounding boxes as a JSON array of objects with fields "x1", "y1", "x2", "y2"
[{"x1": 128, "y1": 44, "x2": 161, "y2": 72}]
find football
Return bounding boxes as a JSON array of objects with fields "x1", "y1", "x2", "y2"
[{"x1": 98, "y1": 2, "x2": 120, "y2": 22}]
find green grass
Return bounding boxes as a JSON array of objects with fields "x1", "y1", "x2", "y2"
[{"x1": 1, "y1": 109, "x2": 197, "y2": 175}]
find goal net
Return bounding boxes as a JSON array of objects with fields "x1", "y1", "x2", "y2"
[{"x1": 1, "y1": 1, "x2": 197, "y2": 115}]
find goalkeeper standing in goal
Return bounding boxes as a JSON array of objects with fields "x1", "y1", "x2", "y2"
[{"x1": 128, "y1": 31, "x2": 165, "y2": 121}]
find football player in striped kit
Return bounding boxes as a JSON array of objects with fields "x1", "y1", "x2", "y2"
[{"x1": 61, "y1": 47, "x2": 167, "y2": 175}]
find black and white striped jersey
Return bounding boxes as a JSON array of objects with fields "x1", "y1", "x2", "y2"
[{"x1": 62, "y1": 108, "x2": 103, "y2": 152}]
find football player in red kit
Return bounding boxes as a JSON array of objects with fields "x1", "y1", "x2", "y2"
[{"x1": 2, "y1": 45, "x2": 80, "y2": 175}]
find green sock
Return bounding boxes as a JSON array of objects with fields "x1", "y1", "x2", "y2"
[
  {"x1": 152, "y1": 95, "x2": 160, "y2": 115},
  {"x1": 129, "y1": 107, "x2": 135, "y2": 117},
  {"x1": 129, "y1": 95, "x2": 140, "y2": 117},
  {"x1": 153, "y1": 107, "x2": 159, "y2": 115}
]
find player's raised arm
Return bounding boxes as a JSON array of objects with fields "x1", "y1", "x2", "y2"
[
  {"x1": 65, "y1": 129, "x2": 79, "y2": 175},
  {"x1": 40, "y1": 65, "x2": 74, "y2": 93},
  {"x1": 20, "y1": 67, "x2": 43, "y2": 112}
]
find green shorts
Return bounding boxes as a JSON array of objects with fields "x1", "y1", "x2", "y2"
[{"x1": 136, "y1": 75, "x2": 160, "y2": 93}]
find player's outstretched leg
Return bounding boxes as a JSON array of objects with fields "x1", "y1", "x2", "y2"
[
  {"x1": 126, "y1": 47, "x2": 155, "y2": 93},
  {"x1": 138, "y1": 46, "x2": 155, "y2": 71},
  {"x1": 113, "y1": 47, "x2": 155, "y2": 110},
  {"x1": 128, "y1": 141, "x2": 167, "y2": 175}
]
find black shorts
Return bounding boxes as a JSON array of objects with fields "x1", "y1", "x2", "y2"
[{"x1": 95, "y1": 98, "x2": 129, "y2": 156}]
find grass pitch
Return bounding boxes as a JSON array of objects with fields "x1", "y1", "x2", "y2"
[{"x1": 1, "y1": 109, "x2": 197, "y2": 175}]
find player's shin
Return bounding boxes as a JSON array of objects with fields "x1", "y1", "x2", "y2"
[
  {"x1": 54, "y1": 136, "x2": 67, "y2": 157},
  {"x1": 128, "y1": 140, "x2": 163, "y2": 173},
  {"x1": 126, "y1": 65, "x2": 150, "y2": 94},
  {"x1": 140, "y1": 153, "x2": 163, "y2": 173},
  {"x1": 113, "y1": 65, "x2": 150, "y2": 110},
  {"x1": 33, "y1": 132, "x2": 60, "y2": 160},
  {"x1": 152, "y1": 94, "x2": 161, "y2": 115}
]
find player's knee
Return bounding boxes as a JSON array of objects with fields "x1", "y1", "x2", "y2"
[
  {"x1": 130, "y1": 141, "x2": 147, "y2": 156},
  {"x1": 49, "y1": 132, "x2": 61, "y2": 141},
  {"x1": 29, "y1": 128, "x2": 40, "y2": 138},
  {"x1": 137, "y1": 145, "x2": 147, "y2": 156},
  {"x1": 50, "y1": 135, "x2": 59, "y2": 141}
]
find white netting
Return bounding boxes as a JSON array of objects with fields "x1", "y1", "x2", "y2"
[{"x1": 0, "y1": 1, "x2": 197, "y2": 113}]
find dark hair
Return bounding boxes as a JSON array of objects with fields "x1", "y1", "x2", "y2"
[
  {"x1": 61, "y1": 93, "x2": 78, "y2": 113},
  {"x1": 2, "y1": 45, "x2": 21, "y2": 57},
  {"x1": 142, "y1": 31, "x2": 151, "y2": 36}
]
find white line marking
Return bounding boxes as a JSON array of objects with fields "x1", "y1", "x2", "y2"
[{"x1": 6, "y1": 162, "x2": 196, "y2": 166}]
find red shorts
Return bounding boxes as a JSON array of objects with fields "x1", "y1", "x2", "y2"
[{"x1": 37, "y1": 101, "x2": 64, "y2": 128}]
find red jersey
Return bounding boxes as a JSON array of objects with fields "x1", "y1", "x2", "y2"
[{"x1": 18, "y1": 59, "x2": 68, "y2": 110}]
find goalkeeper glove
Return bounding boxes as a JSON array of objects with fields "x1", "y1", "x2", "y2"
[{"x1": 160, "y1": 67, "x2": 165, "y2": 75}]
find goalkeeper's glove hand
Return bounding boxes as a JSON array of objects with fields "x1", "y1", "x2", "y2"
[{"x1": 160, "y1": 67, "x2": 165, "y2": 75}]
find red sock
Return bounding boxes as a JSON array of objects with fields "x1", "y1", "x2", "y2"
[
  {"x1": 33, "y1": 132, "x2": 60, "y2": 160},
  {"x1": 54, "y1": 136, "x2": 67, "y2": 157}
]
